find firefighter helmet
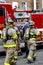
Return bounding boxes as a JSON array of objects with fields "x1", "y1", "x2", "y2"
[
  {"x1": 8, "y1": 18, "x2": 13, "y2": 27},
  {"x1": 8, "y1": 17, "x2": 13, "y2": 23},
  {"x1": 29, "y1": 20, "x2": 34, "y2": 26}
]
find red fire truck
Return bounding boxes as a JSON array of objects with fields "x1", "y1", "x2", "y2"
[
  {"x1": 0, "y1": 6, "x2": 6, "y2": 30},
  {"x1": 0, "y1": 2, "x2": 43, "y2": 44},
  {"x1": 13, "y1": 10, "x2": 43, "y2": 46},
  {"x1": 0, "y1": 3, "x2": 14, "y2": 52},
  {"x1": 0, "y1": 3, "x2": 43, "y2": 53},
  {"x1": 31, "y1": 10, "x2": 43, "y2": 43},
  {"x1": 0, "y1": 3, "x2": 14, "y2": 30}
]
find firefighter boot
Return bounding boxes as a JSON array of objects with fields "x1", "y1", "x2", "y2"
[
  {"x1": 11, "y1": 60, "x2": 16, "y2": 65},
  {"x1": 11, "y1": 59, "x2": 16, "y2": 65},
  {"x1": 27, "y1": 56, "x2": 34, "y2": 63}
]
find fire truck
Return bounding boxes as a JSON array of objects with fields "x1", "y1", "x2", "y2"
[
  {"x1": 0, "y1": 2, "x2": 14, "y2": 52},
  {"x1": 0, "y1": 2, "x2": 43, "y2": 53},
  {"x1": 0, "y1": 1, "x2": 43, "y2": 44},
  {"x1": 31, "y1": 10, "x2": 43, "y2": 45},
  {"x1": 13, "y1": 9, "x2": 43, "y2": 46},
  {"x1": 0, "y1": 3, "x2": 14, "y2": 30}
]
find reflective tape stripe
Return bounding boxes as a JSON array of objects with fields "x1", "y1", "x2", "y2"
[
  {"x1": 12, "y1": 35, "x2": 17, "y2": 39},
  {"x1": 7, "y1": 24, "x2": 13, "y2": 27},
  {"x1": 4, "y1": 63, "x2": 10, "y2": 65},
  {"x1": 30, "y1": 33, "x2": 33, "y2": 35},
  {"x1": 29, "y1": 38, "x2": 36, "y2": 41},
  {"x1": 11, "y1": 59, "x2": 14, "y2": 63},
  {"x1": 1, "y1": 35, "x2": 3, "y2": 38},
  {"x1": 17, "y1": 32, "x2": 20, "y2": 34},
  {"x1": 36, "y1": 32, "x2": 39, "y2": 35},
  {"x1": 27, "y1": 56, "x2": 32, "y2": 60},
  {"x1": 14, "y1": 56, "x2": 18, "y2": 59},
  {"x1": 33, "y1": 54, "x2": 36, "y2": 58},
  {"x1": 4, "y1": 44, "x2": 17, "y2": 48}
]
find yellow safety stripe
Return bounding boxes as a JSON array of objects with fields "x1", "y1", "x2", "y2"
[
  {"x1": 1, "y1": 35, "x2": 3, "y2": 38},
  {"x1": 33, "y1": 54, "x2": 36, "y2": 58},
  {"x1": 30, "y1": 33, "x2": 34, "y2": 35},
  {"x1": 11, "y1": 59, "x2": 14, "y2": 63},
  {"x1": 14, "y1": 56, "x2": 18, "y2": 59},
  {"x1": 29, "y1": 38, "x2": 36, "y2": 41},
  {"x1": 17, "y1": 32, "x2": 20, "y2": 34},
  {"x1": 4, "y1": 63, "x2": 10, "y2": 65},
  {"x1": 36, "y1": 32, "x2": 39, "y2": 35},
  {"x1": 27, "y1": 56, "x2": 32, "y2": 60},
  {"x1": 4, "y1": 44, "x2": 17, "y2": 48},
  {"x1": 1, "y1": 35, "x2": 5, "y2": 39},
  {"x1": 25, "y1": 35, "x2": 28, "y2": 38},
  {"x1": 12, "y1": 35, "x2": 17, "y2": 39},
  {"x1": 7, "y1": 24, "x2": 13, "y2": 27}
]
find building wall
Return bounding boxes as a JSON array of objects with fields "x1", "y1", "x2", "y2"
[
  {"x1": 36, "y1": 0, "x2": 42, "y2": 9},
  {"x1": 6, "y1": 0, "x2": 42, "y2": 9}
]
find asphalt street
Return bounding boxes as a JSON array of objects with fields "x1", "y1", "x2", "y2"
[{"x1": 0, "y1": 49, "x2": 43, "y2": 65}]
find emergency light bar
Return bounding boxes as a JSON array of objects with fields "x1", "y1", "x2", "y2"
[{"x1": 14, "y1": 12, "x2": 29, "y2": 18}]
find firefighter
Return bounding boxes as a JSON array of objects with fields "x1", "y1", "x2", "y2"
[
  {"x1": 12, "y1": 22, "x2": 18, "y2": 62},
  {"x1": 13, "y1": 22, "x2": 22, "y2": 56},
  {"x1": 2, "y1": 19, "x2": 18, "y2": 65},
  {"x1": 24, "y1": 20, "x2": 40, "y2": 63},
  {"x1": 17, "y1": 26, "x2": 23, "y2": 56}
]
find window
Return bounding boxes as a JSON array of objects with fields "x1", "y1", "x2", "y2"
[
  {"x1": 22, "y1": 1, "x2": 27, "y2": 10},
  {"x1": 22, "y1": 2, "x2": 25, "y2": 4},
  {"x1": 0, "y1": 7, "x2": 3, "y2": 16}
]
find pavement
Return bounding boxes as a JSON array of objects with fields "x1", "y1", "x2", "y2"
[{"x1": 0, "y1": 49, "x2": 43, "y2": 65}]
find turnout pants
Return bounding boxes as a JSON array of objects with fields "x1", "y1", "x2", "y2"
[
  {"x1": 27, "y1": 41, "x2": 36, "y2": 61},
  {"x1": 4, "y1": 47, "x2": 17, "y2": 65}
]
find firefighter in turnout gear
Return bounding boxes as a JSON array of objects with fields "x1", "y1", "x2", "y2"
[
  {"x1": 13, "y1": 22, "x2": 19, "y2": 59},
  {"x1": 2, "y1": 19, "x2": 18, "y2": 65},
  {"x1": 13, "y1": 22, "x2": 22, "y2": 56},
  {"x1": 24, "y1": 20, "x2": 40, "y2": 63}
]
